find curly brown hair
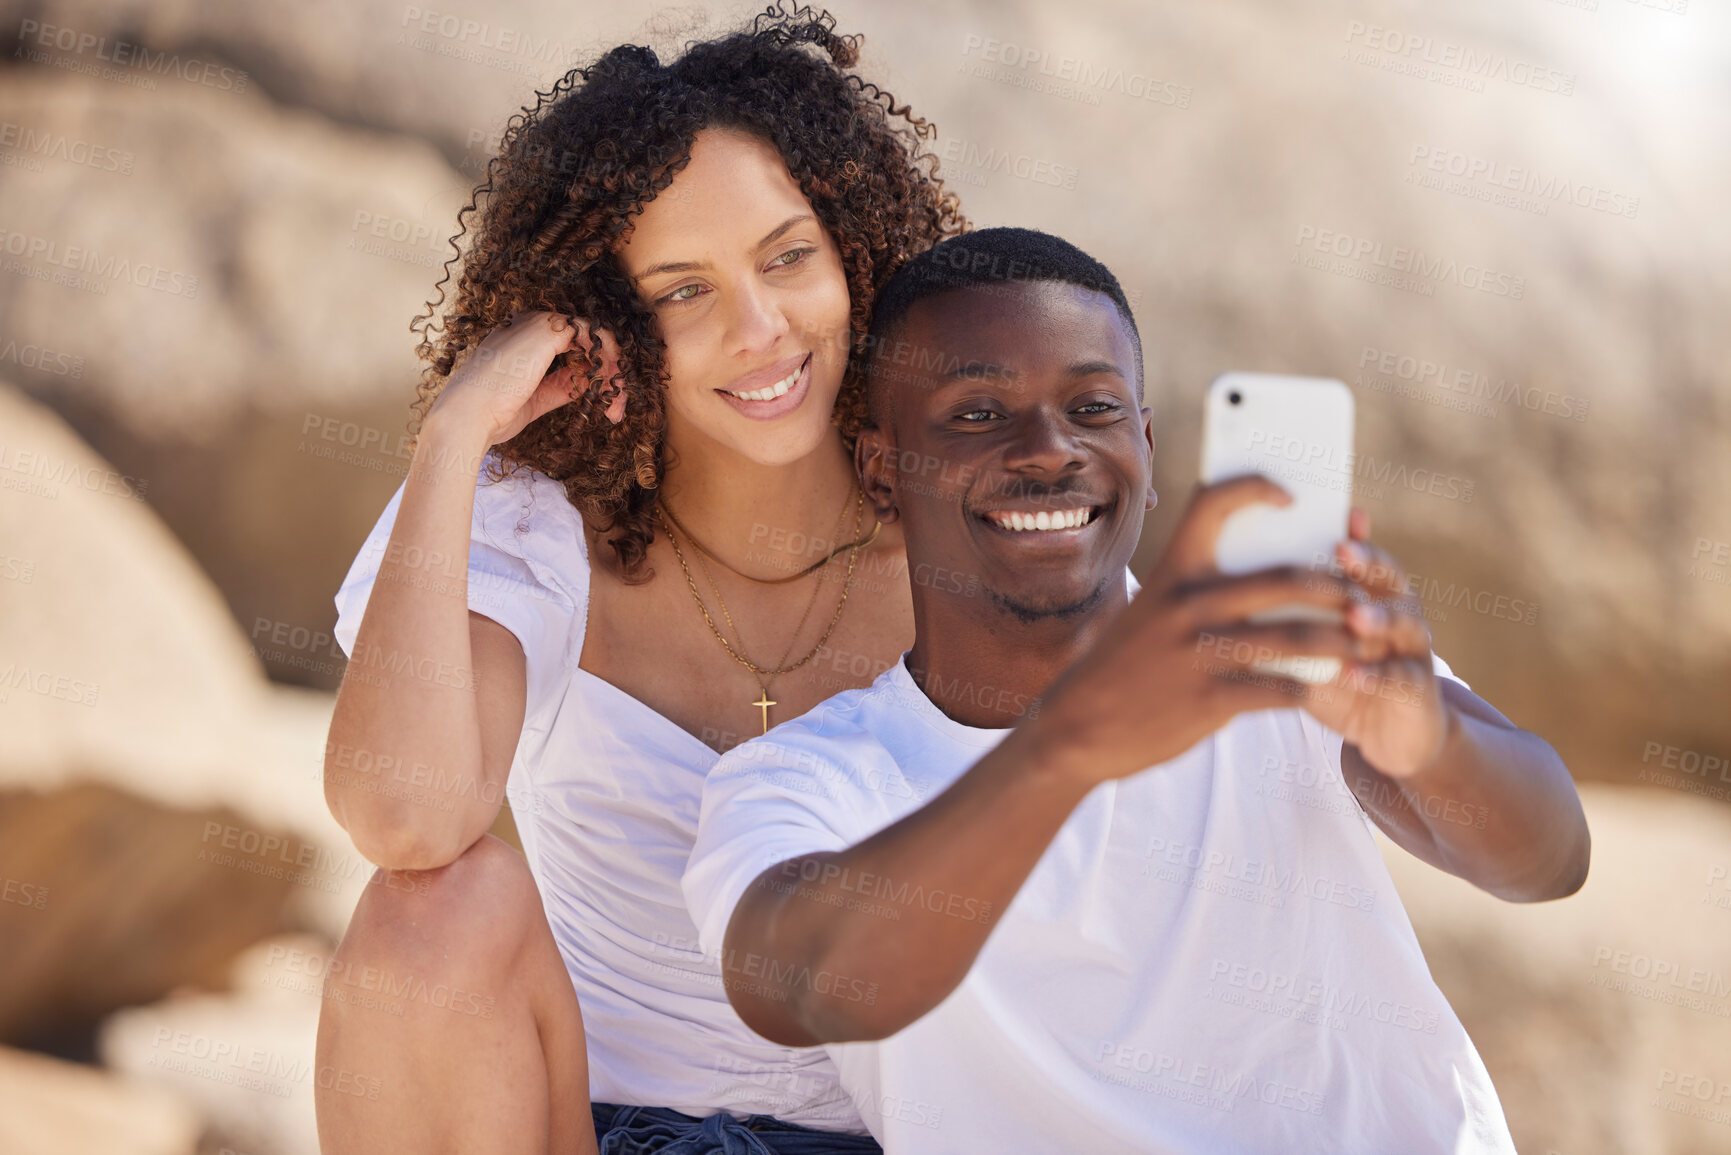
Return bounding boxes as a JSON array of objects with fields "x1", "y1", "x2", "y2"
[{"x1": 409, "y1": 3, "x2": 966, "y2": 581}]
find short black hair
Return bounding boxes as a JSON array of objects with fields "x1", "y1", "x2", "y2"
[{"x1": 863, "y1": 226, "x2": 1143, "y2": 424}]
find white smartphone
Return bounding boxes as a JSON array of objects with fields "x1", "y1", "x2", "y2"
[{"x1": 1199, "y1": 372, "x2": 1355, "y2": 684}]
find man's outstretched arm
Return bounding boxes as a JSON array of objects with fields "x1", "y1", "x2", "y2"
[{"x1": 1345, "y1": 678, "x2": 1590, "y2": 902}]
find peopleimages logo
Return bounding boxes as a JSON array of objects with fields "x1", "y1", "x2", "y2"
[
  {"x1": 0, "y1": 228, "x2": 199, "y2": 298},
  {"x1": 15, "y1": 20, "x2": 249, "y2": 92},
  {"x1": 1294, "y1": 226, "x2": 1524, "y2": 300},
  {"x1": 1407, "y1": 146, "x2": 1639, "y2": 220},
  {"x1": 940, "y1": 137, "x2": 1081, "y2": 190},
  {"x1": 1244, "y1": 430, "x2": 1476, "y2": 505},
  {"x1": 0, "y1": 121, "x2": 134, "y2": 174},
  {"x1": 395, "y1": 7, "x2": 585, "y2": 76},
  {"x1": 959, "y1": 35, "x2": 1192, "y2": 108},
  {"x1": 1341, "y1": 22, "x2": 1575, "y2": 96},
  {"x1": 1357, "y1": 347, "x2": 1590, "y2": 423}
]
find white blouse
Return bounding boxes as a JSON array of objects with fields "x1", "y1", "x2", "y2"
[{"x1": 333, "y1": 455, "x2": 867, "y2": 1130}]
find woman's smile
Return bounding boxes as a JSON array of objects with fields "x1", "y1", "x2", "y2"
[{"x1": 715, "y1": 352, "x2": 812, "y2": 419}]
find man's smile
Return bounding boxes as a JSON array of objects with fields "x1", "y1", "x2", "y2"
[{"x1": 976, "y1": 500, "x2": 1112, "y2": 534}]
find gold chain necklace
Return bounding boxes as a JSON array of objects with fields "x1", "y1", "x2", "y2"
[
  {"x1": 658, "y1": 496, "x2": 880, "y2": 585},
  {"x1": 690, "y1": 492, "x2": 844, "y2": 687},
  {"x1": 656, "y1": 487, "x2": 869, "y2": 734}
]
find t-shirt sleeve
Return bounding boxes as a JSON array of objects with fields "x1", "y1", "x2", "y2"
[
  {"x1": 1428, "y1": 650, "x2": 1470, "y2": 692},
  {"x1": 683, "y1": 737, "x2": 874, "y2": 960},
  {"x1": 331, "y1": 456, "x2": 586, "y2": 711}
]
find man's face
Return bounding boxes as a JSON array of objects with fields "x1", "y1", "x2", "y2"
[{"x1": 859, "y1": 280, "x2": 1154, "y2": 623}]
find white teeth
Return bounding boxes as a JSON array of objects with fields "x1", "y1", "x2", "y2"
[
  {"x1": 727, "y1": 364, "x2": 801, "y2": 402},
  {"x1": 986, "y1": 507, "x2": 1096, "y2": 532}
]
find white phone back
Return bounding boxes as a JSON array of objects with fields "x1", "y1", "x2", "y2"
[{"x1": 1200, "y1": 372, "x2": 1355, "y2": 576}]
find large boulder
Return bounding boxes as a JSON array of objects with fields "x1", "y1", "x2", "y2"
[
  {"x1": 0, "y1": 0, "x2": 721, "y2": 163},
  {"x1": 0, "y1": 66, "x2": 458, "y2": 439},
  {"x1": 0, "y1": 60, "x2": 461, "y2": 685},
  {"x1": 0, "y1": 383, "x2": 337, "y2": 843},
  {"x1": 0, "y1": 381, "x2": 365, "y2": 1040}
]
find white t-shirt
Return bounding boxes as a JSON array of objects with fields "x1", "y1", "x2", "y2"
[
  {"x1": 333, "y1": 456, "x2": 865, "y2": 1130},
  {"x1": 684, "y1": 640, "x2": 1518, "y2": 1153}
]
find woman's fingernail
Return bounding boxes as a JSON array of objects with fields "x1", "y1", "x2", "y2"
[{"x1": 1351, "y1": 602, "x2": 1385, "y2": 629}]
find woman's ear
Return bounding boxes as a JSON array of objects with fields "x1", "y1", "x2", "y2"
[{"x1": 854, "y1": 425, "x2": 900, "y2": 525}]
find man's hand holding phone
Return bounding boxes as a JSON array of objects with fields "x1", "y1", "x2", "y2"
[
  {"x1": 1032, "y1": 476, "x2": 1376, "y2": 789},
  {"x1": 1302, "y1": 509, "x2": 1451, "y2": 780},
  {"x1": 1034, "y1": 477, "x2": 1456, "y2": 793}
]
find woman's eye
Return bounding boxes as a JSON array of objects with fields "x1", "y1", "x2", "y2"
[
  {"x1": 658, "y1": 283, "x2": 705, "y2": 305},
  {"x1": 769, "y1": 247, "x2": 816, "y2": 270}
]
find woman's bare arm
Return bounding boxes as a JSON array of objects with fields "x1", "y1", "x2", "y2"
[
  {"x1": 324, "y1": 415, "x2": 525, "y2": 869},
  {"x1": 323, "y1": 312, "x2": 613, "y2": 869}
]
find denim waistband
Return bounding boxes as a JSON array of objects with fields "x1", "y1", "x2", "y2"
[{"x1": 591, "y1": 1102, "x2": 882, "y2": 1155}]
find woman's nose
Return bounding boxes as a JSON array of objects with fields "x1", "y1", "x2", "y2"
[{"x1": 725, "y1": 279, "x2": 790, "y2": 358}]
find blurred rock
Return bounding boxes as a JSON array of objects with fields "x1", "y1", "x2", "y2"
[
  {"x1": 0, "y1": 380, "x2": 363, "y2": 938},
  {"x1": 0, "y1": 56, "x2": 471, "y2": 684},
  {"x1": 39, "y1": 391, "x2": 419, "y2": 693},
  {"x1": 0, "y1": 1044, "x2": 199, "y2": 1155},
  {"x1": 0, "y1": 66, "x2": 460, "y2": 440},
  {"x1": 0, "y1": 0, "x2": 733, "y2": 163},
  {"x1": 101, "y1": 936, "x2": 334, "y2": 1155},
  {"x1": 0, "y1": 784, "x2": 305, "y2": 1052},
  {"x1": 1388, "y1": 783, "x2": 1731, "y2": 1155}
]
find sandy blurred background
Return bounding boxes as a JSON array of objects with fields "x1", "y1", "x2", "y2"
[{"x1": 0, "y1": 1, "x2": 1727, "y2": 1152}]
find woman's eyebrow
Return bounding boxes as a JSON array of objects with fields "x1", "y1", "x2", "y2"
[
  {"x1": 633, "y1": 214, "x2": 818, "y2": 282},
  {"x1": 757, "y1": 213, "x2": 816, "y2": 249}
]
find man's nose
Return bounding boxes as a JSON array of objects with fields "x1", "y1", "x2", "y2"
[{"x1": 1000, "y1": 409, "x2": 1084, "y2": 476}]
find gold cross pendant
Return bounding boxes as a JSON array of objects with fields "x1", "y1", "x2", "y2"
[{"x1": 752, "y1": 688, "x2": 777, "y2": 734}]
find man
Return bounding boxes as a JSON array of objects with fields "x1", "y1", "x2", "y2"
[{"x1": 682, "y1": 228, "x2": 1589, "y2": 1152}]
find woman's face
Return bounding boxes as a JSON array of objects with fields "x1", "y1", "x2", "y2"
[{"x1": 615, "y1": 128, "x2": 853, "y2": 468}]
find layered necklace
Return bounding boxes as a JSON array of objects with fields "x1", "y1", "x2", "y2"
[{"x1": 656, "y1": 484, "x2": 880, "y2": 734}]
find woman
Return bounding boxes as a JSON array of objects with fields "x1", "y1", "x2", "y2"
[{"x1": 314, "y1": 6, "x2": 964, "y2": 1153}]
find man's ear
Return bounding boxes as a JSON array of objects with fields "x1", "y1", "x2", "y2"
[
  {"x1": 1141, "y1": 406, "x2": 1158, "y2": 512},
  {"x1": 854, "y1": 424, "x2": 901, "y2": 525}
]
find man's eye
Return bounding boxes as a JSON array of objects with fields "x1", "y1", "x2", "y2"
[
  {"x1": 956, "y1": 409, "x2": 1000, "y2": 422},
  {"x1": 1076, "y1": 401, "x2": 1117, "y2": 415}
]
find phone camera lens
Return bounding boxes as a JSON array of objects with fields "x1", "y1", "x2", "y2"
[{"x1": 1227, "y1": 391, "x2": 1242, "y2": 406}]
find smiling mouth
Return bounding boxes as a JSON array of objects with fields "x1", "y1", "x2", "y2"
[
  {"x1": 721, "y1": 355, "x2": 808, "y2": 402},
  {"x1": 979, "y1": 504, "x2": 1107, "y2": 533}
]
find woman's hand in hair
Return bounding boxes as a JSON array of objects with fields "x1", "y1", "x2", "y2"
[{"x1": 429, "y1": 311, "x2": 627, "y2": 447}]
